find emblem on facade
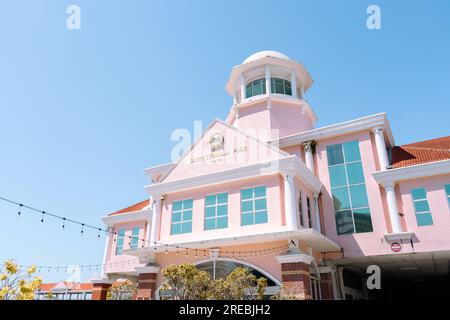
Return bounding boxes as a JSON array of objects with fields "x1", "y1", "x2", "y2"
[{"x1": 209, "y1": 133, "x2": 225, "y2": 152}]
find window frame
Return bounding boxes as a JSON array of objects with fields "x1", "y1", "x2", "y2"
[
  {"x1": 204, "y1": 192, "x2": 229, "y2": 231},
  {"x1": 411, "y1": 187, "x2": 433, "y2": 226},
  {"x1": 270, "y1": 77, "x2": 292, "y2": 96},
  {"x1": 240, "y1": 186, "x2": 268, "y2": 226},
  {"x1": 171, "y1": 199, "x2": 194, "y2": 235},
  {"x1": 327, "y1": 140, "x2": 373, "y2": 235},
  {"x1": 245, "y1": 78, "x2": 266, "y2": 98},
  {"x1": 130, "y1": 226, "x2": 140, "y2": 250},
  {"x1": 445, "y1": 184, "x2": 450, "y2": 210},
  {"x1": 115, "y1": 228, "x2": 125, "y2": 255}
]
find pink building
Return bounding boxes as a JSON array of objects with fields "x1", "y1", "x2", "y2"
[{"x1": 91, "y1": 51, "x2": 450, "y2": 300}]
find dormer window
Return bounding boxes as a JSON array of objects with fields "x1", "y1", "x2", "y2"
[
  {"x1": 245, "y1": 78, "x2": 266, "y2": 98},
  {"x1": 271, "y1": 77, "x2": 292, "y2": 95}
]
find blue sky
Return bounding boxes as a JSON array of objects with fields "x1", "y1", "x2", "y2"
[{"x1": 0, "y1": 0, "x2": 449, "y2": 282}]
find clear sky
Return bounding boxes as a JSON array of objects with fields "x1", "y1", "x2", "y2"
[{"x1": 0, "y1": 0, "x2": 449, "y2": 282}]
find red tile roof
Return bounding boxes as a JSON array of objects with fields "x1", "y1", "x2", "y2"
[
  {"x1": 109, "y1": 199, "x2": 150, "y2": 216},
  {"x1": 391, "y1": 136, "x2": 450, "y2": 169},
  {"x1": 38, "y1": 282, "x2": 94, "y2": 292}
]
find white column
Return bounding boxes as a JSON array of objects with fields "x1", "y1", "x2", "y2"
[
  {"x1": 100, "y1": 227, "x2": 112, "y2": 278},
  {"x1": 265, "y1": 65, "x2": 271, "y2": 95},
  {"x1": 384, "y1": 182, "x2": 403, "y2": 234},
  {"x1": 303, "y1": 141, "x2": 315, "y2": 174},
  {"x1": 313, "y1": 193, "x2": 321, "y2": 233},
  {"x1": 290, "y1": 70, "x2": 297, "y2": 99},
  {"x1": 373, "y1": 127, "x2": 389, "y2": 171},
  {"x1": 150, "y1": 198, "x2": 161, "y2": 245},
  {"x1": 240, "y1": 76, "x2": 246, "y2": 102},
  {"x1": 299, "y1": 81, "x2": 305, "y2": 99},
  {"x1": 234, "y1": 108, "x2": 240, "y2": 128},
  {"x1": 284, "y1": 174, "x2": 298, "y2": 231}
]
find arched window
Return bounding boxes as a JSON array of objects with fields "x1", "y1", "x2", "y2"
[
  {"x1": 156, "y1": 259, "x2": 281, "y2": 299},
  {"x1": 245, "y1": 78, "x2": 266, "y2": 98},
  {"x1": 270, "y1": 77, "x2": 292, "y2": 95}
]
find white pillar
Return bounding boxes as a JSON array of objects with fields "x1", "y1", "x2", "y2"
[
  {"x1": 303, "y1": 141, "x2": 315, "y2": 174},
  {"x1": 384, "y1": 182, "x2": 403, "y2": 234},
  {"x1": 234, "y1": 108, "x2": 240, "y2": 128},
  {"x1": 313, "y1": 193, "x2": 321, "y2": 233},
  {"x1": 284, "y1": 174, "x2": 298, "y2": 231},
  {"x1": 290, "y1": 70, "x2": 297, "y2": 99},
  {"x1": 100, "y1": 227, "x2": 112, "y2": 278},
  {"x1": 240, "y1": 76, "x2": 246, "y2": 102},
  {"x1": 373, "y1": 127, "x2": 390, "y2": 171},
  {"x1": 299, "y1": 81, "x2": 305, "y2": 99},
  {"x1": 265, "y1": 65, "x2": 271, "y2": 95},
  {"x1": 150, "y1": 198, "x2": 161, "y2": 245}
]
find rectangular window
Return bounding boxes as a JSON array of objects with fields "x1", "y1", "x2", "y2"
[
  {"x1": 130, "y1": 227, "x2": 140, "y2": 250},
  {"x1": 445, "y1": 184, "x2": 450, "y2": 208},
  {"x1": 327, "y1": 140, "x2": 373, "y2": 235},
  {"x1": 241, "y1": 186, "x2": 268, "y2": 226},
  {"x1": 411, "y1": 188, "x2": 433, "y2": 226},
  {"x1": 298, "y1": 191, "x2": 304, "y2": 227},
  {"x1": 204, "y1": 193, "x2": 228, "y2": 230},
  {"x1": 115, "y1": 228, "x2": 125, "y2": 255},
  {"x1": 306, "y1": 197, "x2": 312, "y2": 228},
  {"x1": 171, "y1": 199, "x2": 193, "y2": 235}
]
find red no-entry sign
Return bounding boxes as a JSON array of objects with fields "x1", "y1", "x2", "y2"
[{"x1": 391, "y1": 242, "x2": 402, "y2": 252}]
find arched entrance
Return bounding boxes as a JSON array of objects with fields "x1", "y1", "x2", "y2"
[{"x1": 156, "y1": 258, "x2": 281, "y2": 299}]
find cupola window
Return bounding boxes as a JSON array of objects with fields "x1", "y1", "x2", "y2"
[
  {"x1": 245, "y1": 78, "x2": 266, "y2": 98},
  {"x1": 270, "y1": 77, "x2": 292, "y2": 95}
]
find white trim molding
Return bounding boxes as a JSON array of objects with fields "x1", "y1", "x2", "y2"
[
  {"x1": 134, "y1": 266, "x2": 160, "y2": 274},
  {"x1": 275, "y1": 253, "x2": 314, "y2": 265},
  {"x1": 272, "y1": 113, "x2": 395, "y2": 148},
  {"x1": 372, "y1": 159, "x2": 450, "y2": 185},
  {"x1": 101, "y1": 209, "x2": 152, "y2": 227},
  {"x1": 145, "y1": 155, "x2": 323, "y2": 196}
]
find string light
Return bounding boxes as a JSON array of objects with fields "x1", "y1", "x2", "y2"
[
  {"x1": 17, "y1": 203, "x2": 22, "y2": 217},
  {"x1": 1, "y1": 195, "x2": 291, "y2": 266}
]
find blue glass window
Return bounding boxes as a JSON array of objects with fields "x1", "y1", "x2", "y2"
[
  {"x1": 115, "y1": 228, "x2": 125, "y2": 255},
  {"x1": 411, "y1": 187, "x2": 433, "y2": 226},
  {"x1": 445, "y1": 184, "x2": 450, "y2": 208},
  {"x1": 270, "y1": 77, "x2": 292, "y2": 96},
  {"x1": 171, "y1": 199, "x2": 193, "y2": 235},
  {"x1": 204, "y1": 193, "x2": 228, "y2": 230},
  {"x1": 327, "y1": 141, "x2": 373, "y2": 235},
  {"x1": 245, "y1": 78, "x2": 266, "y2": 98},
  {"x1": 241, "y1": 186, "x2": 268, "y2": 225},
  {"x1": 130, "y1": 227, "x2": 140, "y2": 250}
]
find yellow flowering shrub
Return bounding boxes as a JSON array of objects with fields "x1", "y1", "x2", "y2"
[{"x1": 0, "y1": 259, "x2": 42, "y2": 300}]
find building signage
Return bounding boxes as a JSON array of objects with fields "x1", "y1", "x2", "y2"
[{"x1": 390, "y1": 242, "x2": 402, "y2": 252}]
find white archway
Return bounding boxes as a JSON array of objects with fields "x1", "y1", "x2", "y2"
[{"x1": 155, "y1": 258, "x2": 281, "y2": 300}]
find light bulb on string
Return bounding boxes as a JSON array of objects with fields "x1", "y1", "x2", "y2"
[
  {"x1": 97, "y1": 228, "x2": 101, "y2": 239},
  {"x1": 185, "y1": 248, "x2": 189, "y2": 258},
  {"x1": 41, "y1": 211, "x2": 45, "y2": 223},
  {"x1": 113, "y1": 232, "x2": 117, "y2": 242},
  {"x1": 176, "y1": 246, "x2": 179, "y2": 256},
  {"x1": 62, "y1": 218, "x2": 66, "y2": 229},
  {"x1": 80, "y1": 223, "x2": 84, "y2": 235},
  {"x1": 195, "y1": 249, "x2": 198, "y2": 258},
  {"x1": 165, "y1": 245, "x2": 168, "y2": 254},
  {"x1": 17, "y1": 204, "x2": 23, "y2": 217}
]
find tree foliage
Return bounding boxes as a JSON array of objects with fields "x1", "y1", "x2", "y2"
[
  {"x1": 0, "y1": 260, "x2": 42, "y2": 300},
  {"x1": 106, "y1": 280, "x2": 137, "y2": 300},
  {"x1": 160, "y1": 263, "x2": 267, "y2": 300}
]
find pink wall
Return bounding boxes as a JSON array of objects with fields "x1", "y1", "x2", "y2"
[
  {"x1": 315, "y1": 131, "x2": 396, "y2": 257},
  {"x1": 397, "y1": 174, "x2": 450, "y2": 253},
  {"x1": 104, "y1": 220, "x2": 147, "y2": 275},
  {"x1": 269, "y1": 102, "x2": 314, "y2": 138},
  {"x1": 158, "y1": 175, "x2": 287, "y2": 244}
]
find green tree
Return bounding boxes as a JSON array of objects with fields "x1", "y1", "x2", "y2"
[
  {"x1": 160, "y1": 263, "x2": 267, "y2": 300},
  {"x1": 0, "y1": 260, "x2": 42, "y2": 300},
  {"x1": 106, "y1": 280, "x2": 137, "y2": 300}
]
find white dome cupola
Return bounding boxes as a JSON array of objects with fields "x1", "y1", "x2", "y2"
[{"x1": 225, "y1": 51, "x2": 317, "y2": 139}]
